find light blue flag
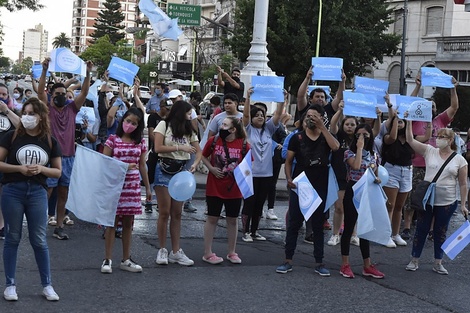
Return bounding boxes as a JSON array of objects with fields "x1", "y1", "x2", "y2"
[
  {"x1": 354, "y1": 76, "x2": 389, "y2": 105},
  {"x1": 442, "y1": 220, "x2": 470, "y2": 260},
  {"x1": 234, "y1": 149, "x2": 254, "y2": 199},
  {"x1": 343, "y1": 90, "x2": 377, "y2": 119},
  {"x1": 139, "y1": 0, "x2": 183, "y2": 41},
  {"x1": 324, "y1": 165, "x2": 339, "y2": 212},
  {"x1": 311, "y1": 57, "x2": 343, "y2": 81},
  {"x1": 75, "y1": 107, "x2": 96, "y2": 125},
  {"x1": 107, "y1": 57, "x2": 139, "y2": 86},
  {"x1": 66, "y1": 145, "x2": 128, "y2": 227},
  {"x1": 48, "y1": 48, "x2": 87, "y2": 76},
  {"x1": 86, "y1": 79, "x2": 102, "y2": 120},
  {"x1": 251, "y1": 76, "x2": 285, "y2": 102},
  {"x1": 31, "y1": 64, "x2": 50, "y2": 79},
  {"x1": 308, "y1": 85, "x2": 332, "y2": 101},
  {"x1": 292, "y1": 171, "x2": 323, "y2": 221},
  {"x1": 356, "y1": 168, "x2": 391, "y2": 245},
  {"x1": 396, "y1": 95, "x2": 432, "y2": 122},
  {"x1": 420, "y1": 67, "x2": 454, "y2": 88}
]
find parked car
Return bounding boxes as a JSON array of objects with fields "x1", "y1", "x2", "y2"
[
  {"x1": 127, "y1": 85, "x2": 151, "y2": 104},
  {"x1": 24, "y1": 75, "x2": 32, "y2": 82},
  {"x1": 200, "y1": 92, "x2": 224, "y2": 120}
]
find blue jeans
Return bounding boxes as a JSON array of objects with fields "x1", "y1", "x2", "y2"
[
  {"x1": 2, "y1": 181, "x2": 52, "y2": 287},
  {"x1": 411, "y1": 201, "x2": 458, "y2": 259}
]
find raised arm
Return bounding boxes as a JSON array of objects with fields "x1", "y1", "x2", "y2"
[
  {"x1": 329, "y1": 101, "x2": 344, "y2": 135},
  {"x1": 216, "y1": 66, "x2": 226, "y2": 88},
  {"x1": 405, "y1": 116, "x2": 427, "y2": 156},
  {"x1": 445, "y1": 77, "x2": 459, "y2": 120},
  {"x1": 383, "y1": 112, "x2": 398, "y2": 145},
  {"x1": 132, "y1": 77, "x2": 145, "y2": 113},
  {"x1": 296, "y1": 66, "x2": 312, "y2": 113},
  {"x1": 242, "y1": 87, "x2": 253, "y2": 127},
  {"x1": 372, "y1": 108, "x2": 382, "y2": 137},
  {"x1": 330, "y1": 70, "x2": 346, "y2": 112},
  {"x1": 73, "y1": 61, "x2": 93, "y2": 110},
  {"x1": 410, "y1": 72, "x2": 421, "y2": 97},
  {"x1": 314, "y1": 113, "x2": 340, "y2": 151},
  {"x1": 37, "y1": 58, "x2": 50, "y2": 104},
  {"x1": 270, "y1": 90, "x2": 288, "y2": 126},
  {"x1": 383, "y1": 94, "x2": 395, "y2": 132}
]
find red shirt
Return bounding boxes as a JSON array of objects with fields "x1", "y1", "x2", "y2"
[{"x1": 202, "y1": 136, "x2": 250, "y2": 199}]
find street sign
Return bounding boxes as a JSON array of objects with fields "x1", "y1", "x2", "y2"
[{"x1": 167, "y1": 4, "x2": 201, "y2": 26}]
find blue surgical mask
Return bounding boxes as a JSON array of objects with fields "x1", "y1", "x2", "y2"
[{"x1": 155, "y1": 89, "x2": 161, "y2": 95}]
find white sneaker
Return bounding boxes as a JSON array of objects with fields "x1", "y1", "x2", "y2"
[
  {"x1": 156, "y1": 248, "x2": 168, "y2": 265},
  {"x1": 327, "y1": 234, "x2": 340, "y2": 246},
  {"x1": 168, "y1": 248, "x2": 194, "y2": 266},
  {"x1": 120, "y1": 258, "x2": 143, "y2": 273},
  {"x1": 392, "y1": 234, "x2": 407, "y2": 246},
  {"x1": 266, "y1": 209, "x2": 278, "y2": 220},
  {"x1": 101, "y1": 259, "x2": 112, "y2": 273},
  {"x1": 242, "y1": 232, "x2": 253, "y2": 242},
  {"x1": 385, "y1": 237, "x2": 397, "y2": 248},
  {"x1": 350, "y1": 235, "x2": 360, "y2": 246},
  {"x1": 406, "y1": 260, "x2": 419, "y2": 271},
  {"x1": 4, "y1": 286, "x2": 18, "y2": 301},
  {"x1": 43, "y1": 285, "x2": 59, "y2": 301},
  {"x1": 252, "y1": 232, "x2": 266, "y2": 241}
]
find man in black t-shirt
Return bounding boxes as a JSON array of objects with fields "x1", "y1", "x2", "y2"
[{"x1": 217, "y1": 66, "x2": 245, "y2": 101}]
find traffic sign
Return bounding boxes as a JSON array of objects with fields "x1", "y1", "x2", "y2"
[{"x1": 167, "y1": 4, "x2": 201, "y2": 26}]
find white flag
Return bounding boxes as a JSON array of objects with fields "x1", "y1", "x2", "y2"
[
  {"x1": 66, "y1": 145, "x2": 128, "y2": 227},
  {"x1": 292, "y1": 171, "x2": 323, "y2": 221}
]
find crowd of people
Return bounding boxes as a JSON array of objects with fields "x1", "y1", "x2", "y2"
[{"x1": 0, "y1": 60, "x2": 468, "y2": 302}]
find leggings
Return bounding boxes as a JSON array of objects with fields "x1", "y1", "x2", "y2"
[
  {"x1": 242, "y1": 176, "x2": 271, "y2": 234},
  {"x1": 341, "y1": 180, "x2": 370, "y2": 259}
]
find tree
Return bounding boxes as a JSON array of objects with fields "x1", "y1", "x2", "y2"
[
  {"x1": 52, "y1": 32, "x2": 71, "y2": 48},
  {"x1": 0, "y1": 56, "x2": 10, "y2": 70},
  {"x1": 0, "y1": 0, "x2": 43, "y2": 11},
  {"x1": 228, "y1": 0, "x2": 401, "y2": 92},
  {"x1": 89, "y1": 0, "x2": 125, "y2": 45},
  {"x1": 80, "y1": 35, "x2": 116, "y2": 76},
  {"x1": 10, "y1": 57, "x2": 33, "y2": 74}
]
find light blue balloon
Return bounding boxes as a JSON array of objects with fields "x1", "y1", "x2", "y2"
[
  {"x1": 378, "y1": 165, "x2": 389, "y2": 187},
  {"x1": 168, "y1": 171, "x2": 196, "y2": 201}
]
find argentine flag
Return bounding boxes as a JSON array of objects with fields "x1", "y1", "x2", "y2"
[
  {"x1": 234, "y1": 150, "x2": 254, "y2": 199},
  {"x1": 442, "y1": 220, "x2": 470, "y2": 260},
  {"x1": 292, "y1": 171, "x2": 323, "y2": 221},
  {"x1": 139, "y1": 0, "x2": 183, "y2": 41}
]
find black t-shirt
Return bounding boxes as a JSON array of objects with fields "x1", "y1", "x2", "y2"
[
  {"x1": 147, "y1": 112, "x2": 164, "y2": 152},
  {"x1": 0, "y1": 130, "x2": 62, "y2": 188},
  {"x1": 294, "y1": 102, "x2": 335, "y2": 129},
  {"x1": 331, "y1": 130, "x2": 351, "y2": 183},
  {"x1": 0, "y1": 113, "x2": 16, "y2": 141},
  {"x1": 223, "y1": 80, "x2": 245, "y2": 102},
  {"x1": 288, "y1": 131, "x2": 331, "y2": 177},
  {"x1": 381, "y1": 138, "x2": 413, "y2": 166}
]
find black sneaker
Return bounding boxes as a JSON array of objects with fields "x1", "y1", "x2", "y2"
[
  {"x1": 0, "y1": 227, "x2": 4, "y2": 240},
  {"x1": 53, "y1": 227, "x2": 69, "y2": 240},
  {"x1": 303, "y1": 234, "x2": 314, "y2": 244},
  {"x1": 144, "y1": 203, "x2": 153, "y2": 213},
  {"x1": 401, "y1": 228, "x2": 411, "y2": 240},
  {"x1": 427, "y1": 231, "x2": 433, "y2": 241}
]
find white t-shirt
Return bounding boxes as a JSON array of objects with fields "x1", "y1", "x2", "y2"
[
  {"x1": 423, "y1": 146, "x2": 467, "y2": 206},
  {"x1": 154, "y1": 121, "x2": 198, "y2": 160},
  {"x1": 207, "y1": 111, "x2": 243, "y2": 134}
]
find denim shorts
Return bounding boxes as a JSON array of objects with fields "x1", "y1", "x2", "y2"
[
  {"x1": 153, "y1": 162, "x2": 174, "y2": 188},
  {"x1": 383, "y1": 162, "x2": 412, "y2": 193},
  {"x1": 46, "y1": 156, "x2": 74, "y2": 188}
]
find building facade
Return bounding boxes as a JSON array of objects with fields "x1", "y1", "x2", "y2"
[{"x1": 22, "y1": 24, "x2": 48, "y2": 62}]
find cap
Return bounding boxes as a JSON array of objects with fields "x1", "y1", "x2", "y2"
[{"x1": 168, "y1": 89, "x2": 183, "y2": 99}]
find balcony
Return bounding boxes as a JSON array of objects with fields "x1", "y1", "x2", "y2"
[{"x1": 435, "y1": 36, "x2": 470, "y2": 62}]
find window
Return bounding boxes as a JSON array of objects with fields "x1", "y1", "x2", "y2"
[
  {"x1": 394, "y1": 9, "x2": 403, "y2": 35},
  {"x1": 426, "y1": 6, "x2": 443, "y2": 35},
  {"x1": 388, "y1": 65, "x2": 401, "y2": 94}
]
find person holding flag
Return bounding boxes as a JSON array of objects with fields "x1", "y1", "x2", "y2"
[
  {"x1": 276, "y1": 104, "x2": 339, "y2": 276},
  {"x1": 405, "y1": 122, "x2": 468, "y2": 274},
  {"x1": 200, "y1": 117, "x2": 250, "y2": 264}
]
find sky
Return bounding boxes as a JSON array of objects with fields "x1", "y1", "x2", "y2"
[{"x1": 0, "y1": 0, "x2": 74, "y2": 61}]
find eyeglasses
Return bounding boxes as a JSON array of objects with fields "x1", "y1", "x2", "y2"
[{"x1": 436, "y1": 136, "x2": 449, "y2": 139}]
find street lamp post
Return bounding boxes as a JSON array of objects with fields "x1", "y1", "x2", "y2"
[
  {"x1": 315, "y1": 0, "x2": 323, "y2": 57},
  {"x1": 399, "y1": 0, "x2": 408, "y2": 95}
]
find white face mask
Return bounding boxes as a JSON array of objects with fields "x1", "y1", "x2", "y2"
[
  {"x1": 21, "y1": 115, "x2": 39, "y2": 130},
  {"x1": 106, "y1": 92, "x2": 114, "y2": 101},
  {"x1": 13, "y1": 93, "x2": 20, "y2": 99},
  {"x1": 436, "y1": 138, "x2": 449, "y2": 149}
]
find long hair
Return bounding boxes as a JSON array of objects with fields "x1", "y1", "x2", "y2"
[
  {"x1": 250, "y1": 105, "x2": 266, "y2": 129},
  {"x1": 225, "y1": 116, "x2": 246, "y2": 140},
  {"x1": 164, "y1": 100, "x2": 195, "y2": 138},
  {"x1": 349, "y1": 123, "x2": 374, "y2": 154},
  {"x1": 340, "y1": 116, "x2": 359, "y2": 145},
  {"x1": 17, "y1": 97, "x2": 51, "y2": 139},
  {"x1": 115, "y1": 107, "x2": 144, "y2": 144}
]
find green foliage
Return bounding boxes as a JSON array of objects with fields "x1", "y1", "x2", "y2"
[
  {"x1": 0, "y1": 56, "x2": 10, "y2": 69},
  {"x1": 89, "y1": 0, "x2": 125, "y2": 45},
  {"x1": 52, "y1": 32, "x2": 72, "y2": 49},
  {"x1": 138, "y1": 57, "x2": 160, "y2": 86},
  {"x1": 0, "y1": 0, "x2": 43, "y2": 11},
  {"x1": 115, "y1": 39, "x2": 133, "y2": 62},
  {"x1": 228, "y1": 0, "x2": 401, "y2": 93},
  {"x1": 10, "y1": 57, "x2": 33, "y2": 74},
  {"x1": 80, "y1": 35, "x2": 116, "y2": 76}
]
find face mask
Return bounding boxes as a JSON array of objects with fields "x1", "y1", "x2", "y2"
[
  {"x1": 53, "y1": 94, "x2": 67, "y2": 107},
  {"x1": 363, "y1": 137, "x2": 370, "y2": 146},
  {"x1": 219, "y1": 129, "x2": 231, "y2": 140},
  {"x1": 306, "y1": 118, "x2": 315, "y2": 129},
  {"x1": 232, "y1": 76, "x2": 240, "y2": 83},
  {"x1": 21, "y1": 115, "x2": 39, "y2": 130},
  {"x1": 5, "y1": 82, "x2": 11, "y2": 87},
  {"x1": 155, "y1": 89, "x2": 161, "y2": 96},
  {"x1": 436, "y1": 138, "x2": 448, "y2": 149},
  {"x1": 106, "y1": 92, "x2": 114, "y2": 101},
  {"x1": 13, "y1": 93, "x2": 20, "y2": 99},
  {"x1": 0, "y1": 97, "x2": 8, "y2": 103},
  {"x1": 123, "y1": 122, "x2": 137, "y2": 134}
]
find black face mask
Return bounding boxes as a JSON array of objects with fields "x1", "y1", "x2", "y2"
[
  {"x1": 398, "y1": 128, "x2": 406, "y2": 136},
  {"x1": 363, "y1": 137, "x2": 370, "y2": 147},
  {"x1": 54, "y1": 94, "x2": 67, "y2": 107},
  {"x1": 232, "y1": 77, "x2": 240, "y2": 83},
  {"x1": 306, "y1": 118, "x2": 316, "y2": 130},
  {"x1": 219, "y1": 129, "x2": 231, "y2": 141}
]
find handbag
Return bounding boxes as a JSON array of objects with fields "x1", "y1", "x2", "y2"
[
  {"x1": 410, "y1": 152, "x2": 456, "y2": 212},
  {"x1": 159, "y1": 157, "x2": 186, "y2": 175}
]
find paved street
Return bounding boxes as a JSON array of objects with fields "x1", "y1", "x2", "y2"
[{"x1": 1, "y1": 172, "x2": 470, "y2": 313}]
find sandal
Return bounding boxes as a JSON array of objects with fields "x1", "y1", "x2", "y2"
[
  {"x1": 202, "y1": 253, "x2": 223, "y2": 265},
  {"x1": 226, "y1": 253, "x2": 242, "y2": 264},
  {"x1": 48, "y1": 216, "x2": 57, "y2": 226},
  {"x1": 64, "y1": 216, "x2": 74, "y2": 225}
]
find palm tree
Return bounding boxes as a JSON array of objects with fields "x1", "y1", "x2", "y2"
[{"x1": 52, "y1": 33, "x2": 71, "y2": 49}]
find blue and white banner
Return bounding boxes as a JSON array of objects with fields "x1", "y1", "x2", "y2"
[
  {"x1": 66, "y1": 145, "x2": 128, "y2": 227},
  {"x1": 396, "y1": 95, "x2": 432, "y2": 122},
  {"x1": 107, "y1": 57, "x2": 140, "y2": 86},
  {"x1": 324, "y1": 166, "x2": 339, "y2": 213},
  {"x1": 354, "y1": 76, "x2": 389, "y2": 104},
  {"x1": 292, "y1": 171, "x2": 323, "y2": 221},
  {"x1": 31, "y1": 64, "x2": 50, "y2": 79},
  {"x1": 311, "y1": 57, "x2": 343, "y2": 81},
  {"x1": 308, "y1": 85, "x2": 332, "y2": 101},
  {"x1": 75, "y1": 107, "x2": 96, "y2": 125},
  {"x1": 343, "y1": 90, "x2": 377, "y2": 119},
  {"x1": 420, "y1": 67, "x2": 454, "y2": 88},
  {"x1": 139, "y1": 0, "x2": 183, "y2": 41},
  {"x1": 234, "y1": 149, "x2": 254, "y2": 199},
  {"x1": 442, "y1": 220, "x2": 470, "y2": 260},
  {"x1": 49, "y1": 48, "x2": 87, "y2": 76},
  {"x1": 250, "y1": 76, "x2": 285, "y2": 102}
]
